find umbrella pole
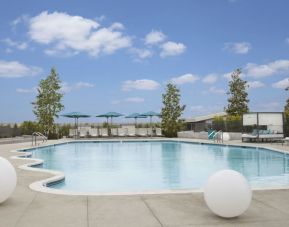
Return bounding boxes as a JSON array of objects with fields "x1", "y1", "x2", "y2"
[
  {"x1": 150, "y1": 116, "x2": 152, "y2": 137},
  {"x1": 110, "y1": 116, "x2": 112, "y2": 136},
  {"x1": 74, "y1": 118, "x2": 77, "y2": 139},
  {"x1": 77, "y1": 118, "x2": 79, "y2": 139},
  {"x1": 107, "y1": 117, "x2": 109, "y2": 136}
]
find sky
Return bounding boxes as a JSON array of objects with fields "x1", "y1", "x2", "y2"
[{"x1": 0, "y1": 0, "x2": 289, "y2": 123}]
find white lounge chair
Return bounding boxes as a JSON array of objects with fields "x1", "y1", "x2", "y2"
[
  {"x1": 283, "y1": 137, "x2": 289, "y2": 145},
  {"x1": 137, "y1": 128, "x2": 147, "y2": 137},
  {"x1": 79, "y1": 128, "x2": 88, "y2": 138},
  {"x1": 127, "y1": 127, "x2": 135, "y2": 136},
  {"x1": 69, "y1": 129, "x2": 77, "y2": 138},
  {"x1": 100, "y1": 128, "x2": 108, "y2": 137},
  {"x1": 156, "y1": 128, "x2": 162, "y2": 136},
  {"x1": 118, "y1": 128, "x2": 127, "y2": 136},
  {"x1": 89, "y1": 128, "x2": 98, "y2": 137},
  {"x1": 111, "y1": 128, "x2": 118, "y2": 136},
  {"x1": 147, "y1": 128, "x2": 153, "y2": 136}
]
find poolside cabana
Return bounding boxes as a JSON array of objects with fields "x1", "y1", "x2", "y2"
[{"x1": 242, "y1": 112, "x2": 284, "y2": 142}]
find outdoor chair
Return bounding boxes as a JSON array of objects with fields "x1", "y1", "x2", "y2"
[
  {"x1": 117, "y1": 128, "x2": 126, "y2": 136},
  {"x1": 127, "y1": 127, "x2": 135, "y2": 136},
  {"x1": 111, "y1": 128, "x2": 118, "y2": 136},
  {"x1": 69, "y1": 129, "x2": 76, "y2": 138},
  {"x1": 89, "y1": 128, "x2": 98, "y2": 137},
  {"x1": 79, "y1": 128, "x2": 88, "y2": 138},
  {"x1": 137, "y1": 128, "x2": 148, "y2": 137},
  {"x1": 156, "y1": 128, "x2": 162, "y2": 136},
  {"x1": 100, "y1": 128, "x2": 108, "y2": 137}
]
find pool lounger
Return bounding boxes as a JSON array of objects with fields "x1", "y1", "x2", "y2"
[{"x1": 242, "y1": 133, "x2": 284, "y2": 142}]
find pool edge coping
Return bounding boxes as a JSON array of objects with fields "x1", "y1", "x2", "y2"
[{"x1": 10, "y1": 138, "x2": 289, "y2": 196}]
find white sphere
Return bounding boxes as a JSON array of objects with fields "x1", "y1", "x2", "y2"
[
  {"x1": 204, "y1": 169, "x2": 252, "y2": 218},
  {"x1": 0, "y1": 157, "x2": 17, "y2": 203},
  {"x1": 222, "y1": 132, "x2": 230, "y2": 141}
]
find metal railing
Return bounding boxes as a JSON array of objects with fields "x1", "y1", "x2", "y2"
[
  {"x1": 213, "y1": 130, "x2": 223, "y2": 143},
  {"x1": 32, "y1": 132, "x2": 47, "y2": 146}
]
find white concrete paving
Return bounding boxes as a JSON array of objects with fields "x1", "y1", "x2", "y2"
[{"x1": 1, "y1": 140, "x2": 289, "y2": 227}]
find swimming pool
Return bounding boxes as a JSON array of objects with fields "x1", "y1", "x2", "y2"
[{"x1": 23, "y1": 141, "x2": 289, "y2": 193}]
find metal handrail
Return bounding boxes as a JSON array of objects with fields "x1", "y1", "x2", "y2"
[
  {"x1": 32, "y1": 132, "x2": 47, "y2": 146},
  {"x1": 213, "y1": 130, "x2": 223, "y2": 143}
]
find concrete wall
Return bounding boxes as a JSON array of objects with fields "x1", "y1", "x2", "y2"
[{"x1": 177, "y1": 131, "x2": 242, "y2": 141}]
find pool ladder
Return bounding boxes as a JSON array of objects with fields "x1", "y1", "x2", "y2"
[
  {"x1": 209, "y1": 130, "x2": 223, "y2": 143},
  {"x1": 32, "y1": 132, "x2": 47, "y2": 146}
]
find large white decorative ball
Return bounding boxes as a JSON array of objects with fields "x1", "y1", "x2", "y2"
[
  {"x1": 204, "y1": 169, "x2": 252, "y2": 218},
  {"x1": 222, "y1": 132, "x2": 230, "y2": 141},
  {"x1": 0, "y1": 157, "x2": 17, "y2": 203}
]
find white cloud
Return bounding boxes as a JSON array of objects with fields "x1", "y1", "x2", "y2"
[
  {"x1": 125, "y1": 97, "x2": 145, "y2": 103},
  {"x1": 0, "y1": 60, "x2": 42, "y2": 78},
  {"x1": 286, "y1": 38, "x2": 289, "y2": 44},
  {"x1": 202, "y1": 74, "x2": 218, "y2": 84},
  {"x1": 122, "y1": 79, "x2": 160, "y2": 91},
  {"x1": 28, "y1": 11, "x2": 132, "y2": 57},
  {"x1": 245, "y1": 59, "x2": 289, "y2": 78},
  {"x1": 223, "y1": 71, "x2": 245, "y2": 80},
  {"x1": 160, "y1": 41, "x2": 186, "y2": 57},
  {"x1": 61, "y1": 81, "x2": 94, "y2": 93},
  {"x1": 11, "y1": 14, "x2": 29, "y2": 29},
  {"x1": 224, "y1": 42, "x2": 251, "y2": 54},
  {"x1": 130, "y1": 48, "x2": 153, "y2": 60},
  {"x1": 208, "y1": 86, "x2": 225, "y2": 94},
  {"x1": 145, "y1": 30, "x2": 166, "y2": 45},
  {"x1": 247, "y1": 81, "x2": 265, "y2": 89},
  {"x1": 2, "y1": 38, "x2": 28, "y2": 50},
  {"x1": 272, "y1": 78, "x2": 289, "y2": 89},
  {"x1": 16, "y1": 87, "x2": 37, "y2": 93},
  {"x1": 171, "y1": 73, "x2": 199, "y2": 85}
]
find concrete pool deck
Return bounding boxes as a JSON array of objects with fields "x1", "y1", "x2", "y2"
[{"x1": 1, "y1": 139, "x2": 289, "y2": 227}]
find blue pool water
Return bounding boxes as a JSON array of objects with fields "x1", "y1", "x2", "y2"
[{"x1": 26, "y1": 141, "x2": 289, "y2": 192}]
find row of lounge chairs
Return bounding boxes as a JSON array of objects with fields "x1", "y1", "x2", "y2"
[
  {"x1": 69, "y1": 127, "x2": 162, "y2": 138},
  {"x1": 242, "y1": 129, "x2": 284, "y2": 142}
]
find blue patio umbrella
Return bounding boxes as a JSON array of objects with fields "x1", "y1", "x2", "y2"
[
  {"x1": 96, "y1": 112, "x2": 123, "y2": 135},
  {"x1": 142, "y1": 111, "x2": 161, "y2": 136},
  {"x1": 125, "y1": 113, "x2": 147, "y2": 128},
  {"x1": 62, "y1": 112, "x2": 91, "y2": 138}
]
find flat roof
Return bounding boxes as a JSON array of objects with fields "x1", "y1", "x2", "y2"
[{"x1": 185, "y1": 112, "x2": 227, "y2": 123}]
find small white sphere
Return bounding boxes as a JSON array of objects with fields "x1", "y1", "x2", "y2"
[
  {"x1": 0, "y1": 157, "x2": 17, "y2": 203},
  {"x1": 204, "y1": 169, "x2": 252, "y2": 218}
]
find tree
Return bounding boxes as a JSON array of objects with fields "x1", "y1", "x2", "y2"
[
  {"x1": 225, "y1": 68, "x2": 249, "y2": 116},
  {"x1": 20, "y1": 121, "x2": 40, "y2": 135},
  {"x1": 161, "y1": 83, "x2": 185, "y2": 137},
  {"x1": 32, "y1": 68, "x2": 64, "y2": 137}
]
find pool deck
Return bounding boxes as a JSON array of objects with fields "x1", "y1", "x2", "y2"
[{"x1": 1, "y1": 139, "x2": 289, "y2": 227}]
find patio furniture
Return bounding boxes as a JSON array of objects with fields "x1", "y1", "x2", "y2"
[
  {"x1": 118, "y1": 128, "x2": 127, "y2": 136},
  {"x1": 137, "y1": 128, "x2": 148, "y2": 137},
  {"x1": 111, "y1": 128, "x2": 118, "y2": 136},
  {"x1": 69, "y1": 129, "x2": 76, "y2": 138},
  {"x1": 100, "y1": 128, "x2": 108, "y2": 137},
  {"x1": 282, "y1": 137, "x2": 289, "y2": 146},
  {"x1": 79, "y1": 128, "x2": 88, "y2": 138},
  {"x1": 89, "y1": 128, "x2": 98, "y2": 137},
  {"x1": 127, "y1": 127, "x2": 136, "y2": 136},
  {"x1": 156, "y1": 128, "x2": 162, "y2": 136},
  {"x1": 62, "y1": 112, "x2": 90, "y2": 139}
]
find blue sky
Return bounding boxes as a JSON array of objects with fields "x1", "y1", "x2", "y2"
[{"x1": 0, "y1": 0, "x2": 289, "y2": 123}]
